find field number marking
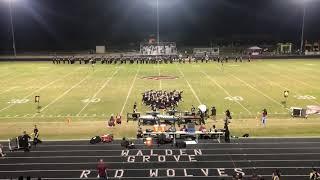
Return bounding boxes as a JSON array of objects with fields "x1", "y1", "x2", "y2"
[
  {"x1": 224, "y1": 96, "x2": 244, "y2": 101},
  {"x1": 8, "y1": 99, "x2": 29, "y2": 104},
  {"x1": 294, "y1": 95, "x2": 316, "y2": 100},
  {"x1": 81, "y1": 98, "x2": 101, "y2": 103}
]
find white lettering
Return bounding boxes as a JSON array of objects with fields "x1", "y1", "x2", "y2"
[
  {"x1": 136, "y1": 150, "x2": 143, "y2": 156},
  {"x1": 114, "y1": 169, "x2": 124, "y2": 178},
  {"x1": 127, "y1": 156, "x2": 135, "y2": 162},
  {"x1": 180, "y1": 149, "x2": 187, "y2": 155},
  {"x1": 165, "y1": 149, "x2": 173, "y2": 156},
  {"x1": 188, "y1": 155, "x2": 197, "y2": 162},
  {"x1": 201, "y1": 169, "x2": 209, "y2": 176},
  {"x1": 194, "y1": 149, "x2": 202, "y2": 155},
  {"x1": 173, "y1": 155, "x2": 180, "y2": 162},
  {"x1": 217, "y1": 168, "x2": 228, "y2": 176},
  {"x1": 234, "y1": 168, "x2": 245, "y2": 176},
  {"x1": 151, "y1": 149, "x2": 158, "y2": 156},
  {"x1": 121, "y1": 150, "x2": 129, "y2": 157},
  {"x1": 158, "y1": 155, "x2": 166, "y2": 162},
  {"x1": 143, "y1": 155, "x2": 150, "y2": 162},
  {"x1": 80, "y1": 170, "x2": 91, "y2": 178},
  {"x1": 184, "y1": 169, "x2": 193, "y2": 176},
  {"x1": 149, "y1": 169, "x2": 159, "y2": 177},
  {"x1": 167, "y1": 169, "x2": 175, "y2": 177}
]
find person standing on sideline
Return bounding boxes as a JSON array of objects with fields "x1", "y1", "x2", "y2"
[
  {"x1": 97, "y1": 159, "x2": 107, "y2": 179},
  {"x1": 0, "y1": 144, "x2": 6, "y2": 157},
  {"x1": 261, "y1": 109, "x2": 267, "y2": 127},
  {"x1": 32, "y1": 125, "x2": 41, "y2": 146}
]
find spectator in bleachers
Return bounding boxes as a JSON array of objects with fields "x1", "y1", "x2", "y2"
[
  {"x1": 272, "y1": 169, "x2": 281, "y2": 180},
  {"x1": 97, "y1": 159, "x2": 107, "y2": 179},
  {"x1": 199, "y1": 125, "x2": 207, "y2": 132},
  {"x1": 180, "y1": 125, "x2": 187, "y2": 132},
  {"x1": 309, "y1": 167, "x2": 320, "y2": 180}
]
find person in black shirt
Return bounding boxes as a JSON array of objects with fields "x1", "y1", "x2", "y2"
[
  {"x1": 21, "y1": 131, "x2": 31, "y2": 152},
  {"x1": 33, "y1": 125, "x2": 42, "y2": 146},
  {"x1": 224, "y1": 123, "x2": 230, "y2": 143}
]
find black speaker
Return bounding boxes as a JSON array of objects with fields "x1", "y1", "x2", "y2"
[
  {"x1": 90, "y1": 136, "x2": 101, "y2": 144},
  {"x1": 175, "y1": 141, "x2": 186, "y2": 148}
]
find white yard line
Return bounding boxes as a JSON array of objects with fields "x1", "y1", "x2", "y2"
[
  {"x1": 158, "y1": 63, "x2": 162, "y2": 89},
  {"x1": 280, "y1": 73, "x2": 320, "y2": 91},
  {"x1": 120, "y1": 66, "x2": 141, "y2": 115},
  {"x1": 201, "y1": 70, "x2": 251, "y2": 115},
  {"x1": 230, "y1": 74, "x2": 289, "y2": 111},
  {"x1": 34, "y1": 74, "x2": 93, "y2": 116},
  {"x1": 76, "y1": 69, "x2": 120, "y2": 116},
  {"x1": 0, "y1": 87, "x2": 17, "y2": 95},
  {"x1": 0, "y1": 68, "x2": 81, "y2": 113},
  {"x1": 176, "y1": 65, "x2": 202, "y2": 104},
  {"x1": 268, "y1": 64, "x2": 320, "y2": 90}
]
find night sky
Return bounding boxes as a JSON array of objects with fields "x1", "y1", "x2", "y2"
[{"x1": 0, "y1": 0, "x2": 320, "y2": 52}]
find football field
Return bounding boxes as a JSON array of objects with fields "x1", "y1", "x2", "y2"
[{"x1": 0, "y1": 59, "x2": 320, "y2": 139}]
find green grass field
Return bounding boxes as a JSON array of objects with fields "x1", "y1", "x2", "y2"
[{"x1": 0, "y1": 59, "x2": 320, "y2": 139}]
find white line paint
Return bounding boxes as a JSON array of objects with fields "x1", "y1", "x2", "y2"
[
  {"x1": 0, "y1": 87, "x2": 17, "y2": 95},
  {"x1": 37, "y1": 73, "x2": 93, "y2": 114},
  {"x1": 0, "y1": 159, "x2": 319, "y2": 166},
  {"x1": 27, "y1": 175, "x2": 311, "y2": 180},
  {"x1": 0, "y1": 167, "x2": 318, "y2": 172},
  {"x1": 77, "y1": 68, "x2": 120, "y2": 116},
  {"x1": 230, "y1": 74, "x2": 289, "y2": 111},
  {"x1": 10, "y1": 146, "x2": 320, "y2": 152},
  {"x1": 157, "y1": 63, "x2": 162, "y2": 89},
  {"x1": 0, "y1": 68, "x2": 81, "y2": 113},
  {"x1": 6, "y1": 153, "x2": 320, "y2": 159},
  {"x1": 176, "y1": 65, "x2": 202, "y2": 104},
  {"x1": 201, "y1": 70, "x2": 251, "y2": 114},
  {"x1": 120, "y1": 66, "x2": 141, "y2": 115}
]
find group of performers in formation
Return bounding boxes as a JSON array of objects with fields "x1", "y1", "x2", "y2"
[
  {"x1": 52, "y1": 54, "x2": 252, "y2": 65},
  {"x1": 142, "y1": 90, "x2": 183, "y2": 110}
]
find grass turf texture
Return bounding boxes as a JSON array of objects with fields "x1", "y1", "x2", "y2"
[{"x1": 0, "y1": 60, "x2": 320, "y2": 139}]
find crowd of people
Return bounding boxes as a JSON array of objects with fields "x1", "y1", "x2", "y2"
[
  {"x1": 52, "y1": 54, "x2": 252, "y2": 65},
  {"x1": 142, "y1": 90, "x2": 183, "y2": 110}
]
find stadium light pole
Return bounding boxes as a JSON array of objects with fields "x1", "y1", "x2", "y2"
[
  {"x1": 299, "y1": 1, "x2": 308, "y2": 55},
  {"x1": 156, "y1": 0, "x2": 160, "y2": 45},
  {"x1": 8, "y1": 0, "x2": 17, "y2": 57}
]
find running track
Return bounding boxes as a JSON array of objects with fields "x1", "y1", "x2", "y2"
[{"x1": 0, "y1": 138, "x2": 319, "y2": 179}]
